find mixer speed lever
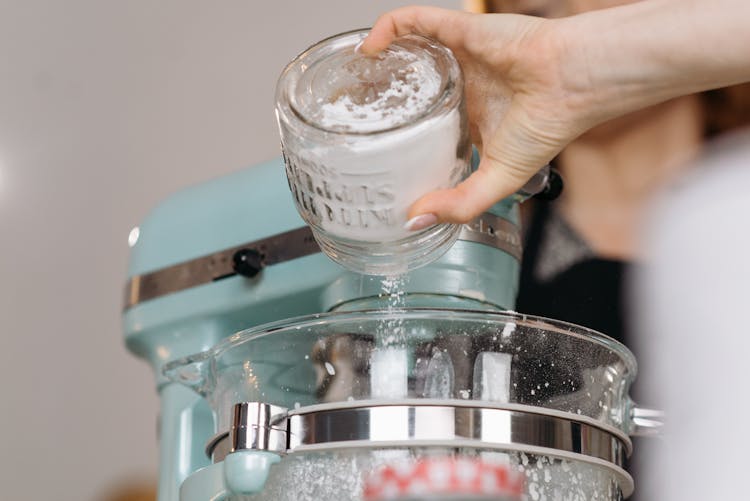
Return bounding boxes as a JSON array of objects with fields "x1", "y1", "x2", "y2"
[{"x1": 233, "y1": 248, "x2": 265, "y2": 278}]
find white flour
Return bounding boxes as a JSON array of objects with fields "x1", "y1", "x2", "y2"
[
  {"x1": 317, "y1": 51, "x2": 442, "y2": 133},
  {"x1": 371, "y1": 274, "x2": 409, "y2": 399},
  {"x1": 284, "y1": 47, "x2": 466, "y2": 243},
  {"x1": 255, "y1": 449, "x2": 622, "y2": 501},
  {"x1": 286, "y1": 107, "x2": 463, "y2": 242}
]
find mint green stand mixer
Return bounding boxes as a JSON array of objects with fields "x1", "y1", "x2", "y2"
[
  {"x1": 123, "y1": 29, "x2": 654, "y2": 501},
  {"x1": 123, "y1": 153, "x2": 534, "y2": 500}
]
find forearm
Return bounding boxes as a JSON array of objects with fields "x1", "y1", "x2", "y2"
[{"x1": 561, "y1": 0, "x2": 750, "y2": 125}]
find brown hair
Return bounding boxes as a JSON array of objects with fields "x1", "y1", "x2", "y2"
[{"x1": 467, "y1": 0, "x2": 750, "y2": 138}]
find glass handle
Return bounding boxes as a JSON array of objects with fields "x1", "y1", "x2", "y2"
[
  {"x1": 163, "y1": 354, "x2": 211, "y2": 394},
  {"x1": 630, "y1": 406, "x2": 665, "y2": 437}
]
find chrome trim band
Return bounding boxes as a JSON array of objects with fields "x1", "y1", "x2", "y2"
[
  {"x1": 286, "y1": 398, "x2": 632, "y2": 454},
  {"x1": 212, "y1": 401, "x2": 631, "y2": 494},
  {"x1": 287, "y1": 404, "x2": 626, "y2": 467},
  {"x1": 123, "y1": 213, "x2": 521, "y2": 309},
  {"x1": 123, "y1": 226, "x2": 319, "y2": 309},
  {"x1": 231, "y1": 402, "x2": 288, "y2": 454}
]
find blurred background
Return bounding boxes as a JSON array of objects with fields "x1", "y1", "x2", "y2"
[{"x1": 0, "y1": 1, "x2": 459, "y2": 499}]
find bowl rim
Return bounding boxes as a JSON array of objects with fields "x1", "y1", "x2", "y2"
[
  {"x1": 163, "y1": 308, "x2": 638, "y2": 377},
  {"x1": 275, "y1": 28, "x2": 464, "y2": 138}
]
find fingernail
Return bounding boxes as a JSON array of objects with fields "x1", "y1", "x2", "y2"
[
  {"x1": 404, "y1": 213, "x2": 438, "y2": 232},
  {"x1": 354, "y1": 40, "x2": 364, "y2": 53}
]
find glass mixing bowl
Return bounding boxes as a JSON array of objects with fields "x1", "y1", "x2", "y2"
[
  {"x1": 167, "y1": 309, "x2": 657, "y2": 500},
  {"x1": 164, "y1": 309, "x2": 640, "y2": 436}
]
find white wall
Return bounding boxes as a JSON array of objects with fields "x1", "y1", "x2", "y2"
[{"x1": 0, "y1": 1, "x2": 459, "y2": 499}]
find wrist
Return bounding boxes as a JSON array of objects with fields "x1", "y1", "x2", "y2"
[
  {"x1": 555, "y1": 1, "x2": 685, "y2": 132},
  {"x1": 543, "y1": 15, "x2": 610, "y2": 132}
]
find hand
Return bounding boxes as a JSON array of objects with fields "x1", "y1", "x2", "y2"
[
  {"x1": 361, "y1": 7, "x2": 591, "y2": 226},
  {"x1": 362, "y1": 2, "x2": 750, "y2": 227}
]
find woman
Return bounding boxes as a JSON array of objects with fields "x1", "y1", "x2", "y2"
[{"x1": 362, "y1": 2, "x2": 750, "y2": 498}]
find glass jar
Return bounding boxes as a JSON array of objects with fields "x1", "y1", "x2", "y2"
[{"x1": 275, "y1": 29, "x2": 470, "y2": 275}]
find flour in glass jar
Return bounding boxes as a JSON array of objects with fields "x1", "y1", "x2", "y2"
[
  {"x1": 296, "y1": 45, "x2": 465, "y2": 243},
  {"x1": 316, "y1": 50, "x2": 442, "y2": 133}
]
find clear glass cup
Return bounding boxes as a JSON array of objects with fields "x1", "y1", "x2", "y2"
[{"x1": 275, "y1": 30, "x2": 470, "y2": 275}]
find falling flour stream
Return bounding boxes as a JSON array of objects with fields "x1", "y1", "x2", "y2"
[{"x1": 370, "y1": 274, "x2": 409, "y2": 399}]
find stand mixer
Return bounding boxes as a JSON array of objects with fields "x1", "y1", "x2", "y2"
[
  {"x1": 124, "y1": 154, "x2": 528, "y2": 498},
  {"x1": 123, "y1": 30, "x2": 657, "y2": 501}
]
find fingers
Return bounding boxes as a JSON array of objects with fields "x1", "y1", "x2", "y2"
[
  {"x1": 407, "y1": 159, "x2": 530, "y2": 224},
  {"x1": 361, "y1": 6, "x2": 568, "y2": 225},
  {"x1": 360, "y1": 6, "x2": 472, "y2": 55},
  {"x1": 408, "y1": 103, "x2": 566, "y2": 224}
]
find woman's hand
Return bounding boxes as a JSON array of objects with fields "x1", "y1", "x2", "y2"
[
  {"x1": 362, "y1": 6, "x2": 592, "y2": 227},
  {"x1": 361, "y1": 1, "x2": 750, "y2": 228}
]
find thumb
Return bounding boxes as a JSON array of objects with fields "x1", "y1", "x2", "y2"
[
  {"x1": 408, "y1": 104, "x2": 564, "y2": 224},
  {"x1": 407, "y1": 157, "x2": 530, "y2": 225}
]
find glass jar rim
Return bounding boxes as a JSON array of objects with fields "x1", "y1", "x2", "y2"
[{"x1": 274, "y1": 29, "x2": 464, "y2": 138}]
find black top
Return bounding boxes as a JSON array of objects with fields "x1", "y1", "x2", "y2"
[{"x1": 517, "y1": 200, "x2": 629, "y2": 347}]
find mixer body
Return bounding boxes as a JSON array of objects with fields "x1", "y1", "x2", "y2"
[{"x1": 123, "y1": 157, "x2": 523, "y2": 500}]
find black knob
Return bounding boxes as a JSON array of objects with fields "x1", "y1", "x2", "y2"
[
  {"x1": 534, "y1": 168, "x2": 564, "y2": 201},
  {"x1": 232, "y1": 248, "x2": 264, "y2": 278}
]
